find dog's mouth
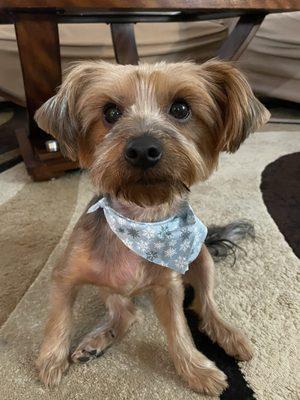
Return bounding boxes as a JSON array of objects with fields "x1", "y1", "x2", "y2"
[
  {"x1": 136, "y1": 178, "x2": 168, "y2": 186},
  {"x1": 130, "y1": 176, "x2": 190, "y2": 191},
  {"x1": 136, "y1": 178, "x2": 190, "y2": 194},
  {"x1": 114, "y1": 177, "x2": 190, "y2": 206},
  {"x1": 115, "y1": 178, "x2": 169, "y2": 197}
]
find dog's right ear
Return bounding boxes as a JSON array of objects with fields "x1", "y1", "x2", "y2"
[
  {"x1": 34, "y1": 61, "x2": 109, "y2": 161},
  {"x1": 34, "y1": 65, "x2": 84, "y2": 160}
]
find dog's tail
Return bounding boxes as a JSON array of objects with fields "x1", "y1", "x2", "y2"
[{"x1": 205, "y1": 220, "x2": 255, "y2": 263}]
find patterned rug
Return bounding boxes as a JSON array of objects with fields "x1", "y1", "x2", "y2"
[{"x1": 0, "y1": 130, "x2": 299, "y2": 400}]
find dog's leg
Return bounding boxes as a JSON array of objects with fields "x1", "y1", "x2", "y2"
[
  {"x1": 72, "y1": 292, "x2": 139, "y2": 363},
  {"x1": 184, "y1": 244, "x2": 253, "y2": 361},
  {"x1": 36, "y1": 273, "x2": 78, "y2": 388},
  {"x1": 151, "y1": 273, "x2": 228, "y2": 395}
]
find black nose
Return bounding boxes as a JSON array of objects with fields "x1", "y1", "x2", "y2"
[{"x1": 124, "y1": 134, "x2": 163, "y2": 170}]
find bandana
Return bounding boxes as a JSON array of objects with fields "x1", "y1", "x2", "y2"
[{"x1": 87, "y1": 196, "x2": 207, "y2": 274}]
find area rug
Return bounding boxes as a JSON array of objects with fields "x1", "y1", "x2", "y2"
[{"x1": 0, "y1": 130, "x2": 299, "y2": 400}]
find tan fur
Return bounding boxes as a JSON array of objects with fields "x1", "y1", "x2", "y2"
[
  {"x1": 184, "y1": 246, "x2": 253, "y2": 361},
  {"x1": 34, "y1": 60, "x2": 269, "y2": 394}
]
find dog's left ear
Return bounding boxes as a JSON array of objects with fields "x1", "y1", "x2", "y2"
[{"x1": 200, "y1": 60, "x2": 270, "y2": 152}]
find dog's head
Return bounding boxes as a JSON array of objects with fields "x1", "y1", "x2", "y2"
[{"x1": 35, "y1": 60, "x2": 270, "y2": 206}]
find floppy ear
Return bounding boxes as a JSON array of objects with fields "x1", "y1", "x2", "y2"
[
  {"x1": 34, "y1": 61, "x2": 110, "y2": 160},
  {"x1": 200, "y1": 60, "x2": 270, "y2": 153}
]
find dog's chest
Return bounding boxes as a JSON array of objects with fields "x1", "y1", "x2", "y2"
[{"x1": 88, "y1": 224, "x2": 149, "y2": 293}]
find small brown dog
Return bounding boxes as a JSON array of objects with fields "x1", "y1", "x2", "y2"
[{"x1": 34, "y1": 60, "x2": 270, "y2": 395}]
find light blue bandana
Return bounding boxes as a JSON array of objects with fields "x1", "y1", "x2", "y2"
[{"x1": 87, "y1": 196, "x2": 207, "y2": 274}]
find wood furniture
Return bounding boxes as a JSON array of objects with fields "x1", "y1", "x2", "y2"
[{"x1": 0, "y1": 1, "x2": 298, "y2": 180}]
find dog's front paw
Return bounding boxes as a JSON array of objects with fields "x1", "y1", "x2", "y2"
[
  {"x1": 187, "y1": 364, "x2": 228, "y2": 396},
  {"x1": 36, "y1": 352, "x2": 69, "y2": 388},
  {"x1": 224, "y1": 328, "x2": 254, "y2": 361},
  {"x1": 199, "y1": 319, "x2": 254, "y2": 362},
  {"x1": 175, "y1": 354, "x2": 228, "y2": 396},
  {"x1": 211, "y1": 324, "x2": 254, "y2": 361}
]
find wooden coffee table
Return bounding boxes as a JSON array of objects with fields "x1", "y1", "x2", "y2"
[{"x1": 0, "y1": 1, "x2": 298, "y2": 180}]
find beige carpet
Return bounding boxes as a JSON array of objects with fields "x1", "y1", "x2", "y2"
[{"x1": 0, "y1": 131, "x2": 299, "y2": 400}]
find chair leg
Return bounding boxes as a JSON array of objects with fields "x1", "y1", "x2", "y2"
[
  {"x1": 217, "y1": 13, "x2": 266, "y2": 61},
  {"x1": 110, "y1": 23, "x2": 139, "y2": 65}
]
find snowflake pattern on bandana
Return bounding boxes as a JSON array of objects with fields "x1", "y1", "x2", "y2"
[{"x1": 87, "y1": 196, "x2": 207, "y2": 274}]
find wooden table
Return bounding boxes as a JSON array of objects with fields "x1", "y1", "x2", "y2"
[{"x1": 0, "y1": 1, "x2": 298, "y2": 180}]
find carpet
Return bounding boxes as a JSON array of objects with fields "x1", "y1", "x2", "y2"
[{"x1": 0, "y1": 130, "x2": 299, "y2": 400}]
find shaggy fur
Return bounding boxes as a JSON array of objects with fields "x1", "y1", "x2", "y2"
[{"x1": 34, "y1": 60, "x2": 270, "y2": 395}]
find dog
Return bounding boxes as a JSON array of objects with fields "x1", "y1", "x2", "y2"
[{"x1": 34, "y1": 59, "x2": 270, "y2": 395}]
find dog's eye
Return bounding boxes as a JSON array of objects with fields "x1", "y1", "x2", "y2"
[
  {"x1": 169, "y1": 100, "x2": 190, "y2": 120},
  {"x1": 104, "y1": 103, "x2": 122, "y2": 124}
]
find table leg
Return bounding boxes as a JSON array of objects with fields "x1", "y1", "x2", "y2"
[
  {"x1": 217, "y1": 13, "x2": 266, "y2": 61},
  {"x1": 14, "y1": 14, "x2": 65, "y2": 180},
  {"x1": 110, "y1": 23, "x2": 139, "y2": 65}
]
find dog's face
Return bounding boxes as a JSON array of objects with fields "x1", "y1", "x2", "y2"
[{"x1": 35, "y1": 60, "x2": 270, "y2": 206}]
